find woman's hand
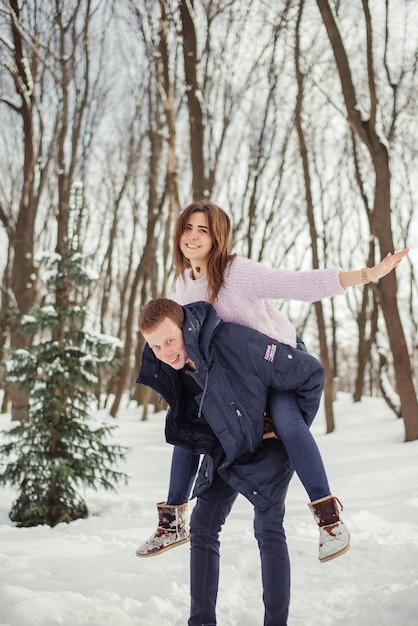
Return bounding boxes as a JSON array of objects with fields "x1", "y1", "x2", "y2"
[
  {"x1": 339, "y1": 248, "x2": 409, "y2": 288},
  {"x1": 368, "y1": 249, "x2": 409, "y2": 282}
]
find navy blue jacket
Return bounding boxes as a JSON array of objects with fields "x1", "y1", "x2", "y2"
[{"x1": 137, "y1": 301, "x2": 324, "y2": 509}]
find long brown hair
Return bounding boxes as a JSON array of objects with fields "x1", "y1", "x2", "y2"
[{"x1": 173, "y1": 201, "x2": 235, "y2": 302}]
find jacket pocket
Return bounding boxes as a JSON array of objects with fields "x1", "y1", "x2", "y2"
[{"x1": 225, "y1": 398, "x2": 259, "y2": 452}]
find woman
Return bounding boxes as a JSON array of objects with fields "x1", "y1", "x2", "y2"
[{"x1": 135, "y1": 201, "x2": 408, "y2": 562}]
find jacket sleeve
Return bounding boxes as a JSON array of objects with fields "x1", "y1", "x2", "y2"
[{"x1": 247, "y1": 333, "x2": 325, "y2": 424}]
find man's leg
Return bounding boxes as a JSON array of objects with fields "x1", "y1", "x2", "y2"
[
  {"x1": 254, "y1": 500, "x2": 290, "y2": 626},
  {"x1": 188, "y1": 474, "x2": 238, "y2": 626}
]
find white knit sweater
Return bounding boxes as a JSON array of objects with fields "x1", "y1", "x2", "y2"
[{"x1": 174, "y1": 256, "x2": 344, "y2": 347}]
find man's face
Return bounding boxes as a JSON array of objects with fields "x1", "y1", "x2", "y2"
[{"x1": 143, "y1": 317, "x2": 189, "y2": 370}]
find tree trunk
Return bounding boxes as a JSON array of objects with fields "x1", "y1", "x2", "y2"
[
  {"x1": 110, "y1": 83, "x2": 162, "y2": 418},
  {"x1": 179, "y1": 0, "x2": 208, "y2": 199},
  {"x1": 353, "y1": 285, "x2": 369, "y2": 403},
  {"x1": 7, "y1": 0, "x2": 38, "y2": 420},
  {"x1": 158, "y1": 0, "x2": 181, "y2": 294},
  {"x1": 295, "y1": 1, "x2": 334, "y2": 432}
]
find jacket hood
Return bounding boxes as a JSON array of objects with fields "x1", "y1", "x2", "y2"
[{"x1": 181, "y1": 301, "x2": 222, "y2": 371}]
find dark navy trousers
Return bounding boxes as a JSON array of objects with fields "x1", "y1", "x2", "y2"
[{"x1": 188, "y1": 471, "x2": 291, "y2": 626}]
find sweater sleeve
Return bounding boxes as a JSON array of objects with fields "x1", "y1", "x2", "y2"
[{"x1": 227, "y1": 256, "x2": 345, "y2": 303}]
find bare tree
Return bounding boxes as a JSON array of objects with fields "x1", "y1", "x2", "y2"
[
  {"x1": 0, "y1": 0, "x2": 45, "y2": 419},
  {"x1": 1, "y1": 0, "x2": 416, "y2": 423},
  {"x1": 294, "y1": 0, "x2": 337, "y2": 432},
  {"x1": 110, "y1": 0, "x2": 185, "y2": 416},
  {"x1": 109, "y1": 74, "x2": 164, "y2": 418},
  {"x1": 0, "y1": 0, "x2": 115, "y2": 418},
  {"x1": 179, "y1": 0, "x2": 208, "y2": 199},
  {"x1": 315, "y1": 0, "x2": 418, "y2": 441}
]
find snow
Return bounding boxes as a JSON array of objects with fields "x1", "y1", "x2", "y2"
[
  {"x1": 21, "y1": 316, "x2": 38, "y2": 326},
  {"x1": 0, "y1": 393, "x2": 417, "y2": 626},
  {"x1": 39, "y1": 306, "x2": 58, "y2": 318}
]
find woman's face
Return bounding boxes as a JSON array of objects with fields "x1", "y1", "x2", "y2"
[{"x1": 179, "y1": 211, "x2": 213, "y2": 265}]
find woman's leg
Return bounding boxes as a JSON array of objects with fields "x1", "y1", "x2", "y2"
[
  {"x1": 167, "y1": 445, "x2": 200, "y2": 505},
  {"x1": 270, "y1": 341, "x2": 350, "y2": 562},
  {"x1": 269, "y1": 388, "x2": 330, "y2": 502},
  {"x1": 188, "y1": 473, "x2": 238, "y2": 626},
  {"x1": 135, "y1": 446, "x2": 200, "y2": 557}
]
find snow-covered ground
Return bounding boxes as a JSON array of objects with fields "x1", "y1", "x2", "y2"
[{"x1": 0, "y1": 392, "x2": 417, "y2": 626}]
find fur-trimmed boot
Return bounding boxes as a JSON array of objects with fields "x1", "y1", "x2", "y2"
[
  {"x1": 135, "y1": 501, "x2": 190, "y2": 558},
  {"x1": 308, "y1": 495, "x2": 350, "y2": 562}
]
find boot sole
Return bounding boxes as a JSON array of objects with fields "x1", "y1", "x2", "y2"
[
  {"x1": 319, "y1": 535, "x2": 351, "y2": 563},
  {"x1": 135, "y1": 535, "x2": 191, "y2": 558}
]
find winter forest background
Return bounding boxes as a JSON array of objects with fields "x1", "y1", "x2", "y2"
[{"x1": 0, "y1": 0, "x2": 418, "y2": 513}]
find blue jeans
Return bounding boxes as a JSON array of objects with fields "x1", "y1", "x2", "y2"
[
  {"x1": 269, "y1": 388, "x2": 330, "y2": 501},
  {"x1": 188, "y1": 470, "x2": 291, "y2": 626},
  {"x1": 167, "y1": 445, "x2": 200, "y2": 505},
  {"x1": 268, "y1": 337, "x2": 330, "y2": 501}
]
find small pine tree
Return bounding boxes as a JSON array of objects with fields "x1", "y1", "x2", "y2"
[{"x1": 0, "y1": 187, "x2": 128, "y2": 527}]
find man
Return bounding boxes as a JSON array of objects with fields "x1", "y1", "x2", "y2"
[{"x1": 136, "y1": 298, "x2": 336, "y2": 626}]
